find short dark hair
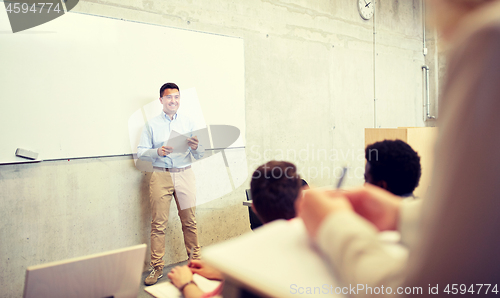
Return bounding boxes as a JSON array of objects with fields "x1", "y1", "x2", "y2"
[
  {"x1": 365, "y1": 140, "x2": 421, "y2": 196},
  {"x1": 250, "y1": 161, "x2": 302, "y2": 224},
  {"x1": 159, "y1": 82, "x2": 180, "y2": 97}
]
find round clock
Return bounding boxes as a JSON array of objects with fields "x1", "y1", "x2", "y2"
[{"x1": 358, "y1": 0, "x2": 374, "y2": 20}]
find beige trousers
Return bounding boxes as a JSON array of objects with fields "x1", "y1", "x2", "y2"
[{"x1": 149, "y1": 167, "x2": 200, "y2": 269}]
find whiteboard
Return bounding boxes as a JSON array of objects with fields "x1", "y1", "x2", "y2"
[{"x1": 0, "y1": 10, "x2": 245, "y2": 163}]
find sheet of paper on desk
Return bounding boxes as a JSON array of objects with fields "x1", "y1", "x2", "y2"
[
  {"x1": 165, "y1": 130, "x2": 190, "y2": 153},
  {"x1": 202, "y1": 218, "x2": 345, "y2": 298},
  {"x1": 144, "y1": 274, "x2": 220, "y2": 298}
]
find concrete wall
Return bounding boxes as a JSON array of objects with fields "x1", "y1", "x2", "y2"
[{"x1": 0, "y1": 1, "x2": 437, "y2": 297}]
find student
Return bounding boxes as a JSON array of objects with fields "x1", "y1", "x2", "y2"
[
  {"x1": 250, "y1": 160, "x2": 303, "y2": 224},
  {"x1": 248, "y1": 175, "x2": 308, "y2": 230},
  {"x1": 297, "y1": 0, "x2": 500, "y2": 295},
  {"x1": 168, "y1": 161, "x2": 304, "y2": 297},
  {"x1": 364, "y1": 140, "x2": 421, "y2": 197}
]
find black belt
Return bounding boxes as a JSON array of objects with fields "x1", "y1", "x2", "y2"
[{"x1": 153, "y1": 165, "x2": 191, "y2": 172}]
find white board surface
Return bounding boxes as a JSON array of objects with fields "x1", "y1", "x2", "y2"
[{"x1": 0, "y1": 10, "x2": 245, "y2": 163}]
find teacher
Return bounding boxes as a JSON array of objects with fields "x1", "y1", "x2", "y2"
[{"x1": 137, "y1": 82, "x2": 204, "y2": 286}]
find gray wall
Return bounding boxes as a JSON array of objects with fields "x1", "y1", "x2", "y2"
[{"x1": 0, "y1": 1, "x2": 439, "y2": 297}]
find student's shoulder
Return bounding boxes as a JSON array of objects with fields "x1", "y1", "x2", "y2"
[
  {"x1": 454, "y1": 7, "x2": 500, "y2": 55},
  {"x1": 447, "y1": 18, "x2": 500, "y2": 79},
  {"x1": 465, "y1": 21, "x2": 500, "y2": 49}
]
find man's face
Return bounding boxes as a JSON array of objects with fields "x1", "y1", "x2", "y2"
[{"x1": 160, "y1": 88, "x2": 180, "y2": 115}]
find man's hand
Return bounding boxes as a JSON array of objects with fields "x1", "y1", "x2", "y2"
[
  {"x1": 296, "y1": 189, "x2": 353, "y2": 239},
  {"x1": 187, "y1": 136, "x2": 199, "y2": 151},
  {"x1": 188, "y1": 259, "x2": 224, "y2": 281},
  {"x1": 157, "y1": 146, "x2": 173, "y2": 157},
  {"x1": 343, "y1": 184, "x2": 402, "y2": 231},
  {"x1": 167, "y1": 265, "x2": 193, "y2": 288}
]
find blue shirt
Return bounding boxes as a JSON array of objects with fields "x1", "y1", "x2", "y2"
[{"x1": 137, "y1": 112, "x2": 204, "y2": 168}]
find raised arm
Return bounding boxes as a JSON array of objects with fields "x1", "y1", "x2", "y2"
[{"x1": 297, "y1": 188, "x2": 411, "y2": 295}]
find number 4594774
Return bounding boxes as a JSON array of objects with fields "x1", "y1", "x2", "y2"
[
  {"x1": 444, "y1": 284, "x2": 498, "y2": 295},
  {"x1": 5, "y1": 3, "x2": 62, "y2": 14}
]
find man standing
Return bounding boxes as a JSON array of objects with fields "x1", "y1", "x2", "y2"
[{"x1": 137, "y1": 82, "x2": 204, "y2": 286}]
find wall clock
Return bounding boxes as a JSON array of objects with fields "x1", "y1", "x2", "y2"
[{"x1": 358, "y1": 0, "x2": 374, "y2": 20}]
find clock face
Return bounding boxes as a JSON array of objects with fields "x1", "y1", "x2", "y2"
[{"x1": 358, "y1": 0, "x2": 374, "y2": 20}]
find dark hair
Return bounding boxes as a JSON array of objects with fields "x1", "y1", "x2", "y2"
[
  {"x1": 365, "y1": 140, "x2": 421, "y2": 196},
  {"x1": 250, "y1": 161, "x2": 302, "y2": 224},
  {"x1": 159, "y1": 82, "x2": 180, "y2": 97}
]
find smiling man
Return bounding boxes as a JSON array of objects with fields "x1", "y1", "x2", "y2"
[{"x1": 137, "y1": 82, "x2": 204, "y2": 286}]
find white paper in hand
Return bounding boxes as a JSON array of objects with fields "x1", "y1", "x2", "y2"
[{"x1": 165, "y1": 130, "x2": 190, "y2": 154}]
